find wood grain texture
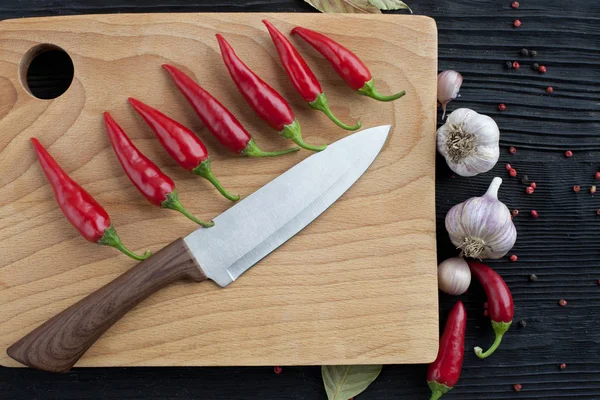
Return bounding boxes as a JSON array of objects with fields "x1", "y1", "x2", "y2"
[
  {"x1": 0, "y1": 12, "x2": 438, "y2": 368},
  {"x1": 2, "y1": 1, "x2": 598, "y2": 399},
  {"x1": 7, "y1": 238, "x2": 205, "y2": 373}
]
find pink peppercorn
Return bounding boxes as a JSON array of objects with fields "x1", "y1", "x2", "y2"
[
  {"x1": 513, "y1": 19, "x2": 522, "y2": 27},
  {"x1": 539, "y1": 65, "x2": 547, "y2": 73},
  {"x1": 498, "y1": 103, "x2": 507, "y2": 111},
  {"x1": 560, "y1": 363, "x2": 567, "y2": 370},
  {"x1": 509, "y1": 168, "x2": 517, "y2": 177},
  {"x1": 512, "y1": 61, "x2": 520, "y2": 69},
  {"x1": 511, "y1": 1, "x2": 520, "y2": 8},
  {"x1": 530, "y1": 182, "x2": 537, "y2": 189},
  {"x1": 510, "y1": 254, "x2": 518, "y2": 262},
  {"x1": 596, "y1": 172, "x2": 600, "y2": 180},
  {"x1": 512, "y1": 209, "x2": 519, "y2": 217},
  {"x1": 509, "y1": 146, "x2": 517, "y2": 154},
  {"x1": 506, "y1": 163, "x2": 512, "y2": 171},
  {"x1": 573, "y1": 185, "x2": 581, "y2": 193},
  {"x1": 274, "y1": 366, "x2": 283, "y2": 374},
  {"x1": 513, "y1": 384, "x2": 523, "y2": 392},
  {"x1": 559, "y1": 299, "x2": 567, "y2": 307},
  {"x1": 531, "y1": 210, "x2": 539, "y2": 218},
  {"x1": 546, "y1": 86, "x2": 554, "y2": 93},
  {"x1": 565, "y1": 150, "x2": 573, "y2": 157},
  {"x1": 525, "y1": 186, "x2": 534, "y2": 195},
  {"x1": 483, "y1": 309, "x2": 489, "y2": 317}
]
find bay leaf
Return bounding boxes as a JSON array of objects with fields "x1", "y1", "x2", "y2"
[
  {"x1": 304, "y1": 0, "x2": 382, "y2": 13},
  {"x1": 368, "y1": 0, "x2": 413, "y2": 13},
  {"x1": 322, "y1": 365, "x2": 383, "y2": 400}
]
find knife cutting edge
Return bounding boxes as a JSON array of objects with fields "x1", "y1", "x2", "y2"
[{"x1": 7, "y1": 125, "x2": 391, "y2": 373}]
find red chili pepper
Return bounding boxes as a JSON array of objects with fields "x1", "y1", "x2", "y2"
[
  {"x1": 291, "y1": 26, "x2": 406, "y2": 102},
  {"x1": 162, "y1": 64, "x2": 298, "y2": 158},
  {"x1": 128, "y1": 98, "x2": 239, "y2": 201},
  {"x1": 103, "y1": 112, "x2": 213, "y2": 227},
  {"x1": 216, "y1": 34, "x2": 326, "y2": 152},
  {"x1": 468, "y1": 261, "x2": 514, "y2": 359},
  {"x1": 427, "y1": 301, "x2": 466, "y2": 400},
  {"x1": 30, "y1": 138, "x2": 150, "y2": 260},
  {"x1": 262, "y1": 20, "x2": 360, "y2": 131}
]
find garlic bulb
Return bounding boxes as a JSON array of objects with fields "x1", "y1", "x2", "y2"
[
  {"x1": 437, "y1": 108, "x2": 500, "y2": 177},
  {"x1": 438, "y1": 257, "x2": 471, "y2": 296},
  {"x1": 437, "y1": 70, "x2": 463, "y2": 119},
  {"x1": 445, "y1": 177, "x2": 516, "y2": 259}
]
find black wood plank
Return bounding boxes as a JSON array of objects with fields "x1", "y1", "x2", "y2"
[{"x1": 2, "y1": 0, "x2": 600, "y2": 399}]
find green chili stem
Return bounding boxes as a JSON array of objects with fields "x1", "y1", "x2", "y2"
[
  {"x1": 281, "y1": 119, "x2": 326, "y2": 152},
  {"x1": 162, "y1": 190, "x2": 214, "y2": 228},
  {"x1": 309, "y1": 93, "x2": 361, "y2": 131},
  {"x1": 193, "y1": 158, "x2": 240, "y2": 201},
  {"x1": 98, "y1": 225, "x2": 151, "y2": 261},
  {"x1": 358, "y1": 78, "x2": 406, "y2": 102},
  {"x1": 242, "y1": 139, "x2": 300, "y2": 157},
  {"x1": 428, "y1": 381, "x2": 452, "y2": 400},
  {"x1": 474, "y1": 320, "x2": 512, "y2": 359}
]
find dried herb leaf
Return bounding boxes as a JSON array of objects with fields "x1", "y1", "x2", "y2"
[
  {"x1": 322, "y1": 365, "x2": 383, "y2": 400},
  {"x1": 304, "y1": 0, "x2": 382, "y2": 13},
  {"x1": 368, "y1": 0, "x2": 413, "y2": 13}
]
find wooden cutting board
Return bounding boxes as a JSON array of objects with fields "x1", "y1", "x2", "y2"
[{"x1": 0, "y1": 13, "x2": 438, "y2": 368}]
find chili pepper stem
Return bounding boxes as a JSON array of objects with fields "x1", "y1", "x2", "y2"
[
  {"x1": 281, "y1": 119, "x2": 327, "y2": 152},
  {"x1": 241, "y1": 139, "x2": 299, "y2": 157},
  {"x1": 427, "y1": 381, "x2": 452, "y2": 400},
  {"x1": 309, "y1": 93, "x2": 361, "y2": 131},
  {"x1": 358, "y1": 78, "x2": 406, "y2": 102},
  {"x1": 98, "y1": 226, "x2": 151, "y2": 261},
  {"x1": 193, "y1": 158, "x2": 240, "y2": 201},
  {"x1": 162, "y1": 190, "x2": 214, "y2": 227},
  {"x1": 474, "y1": 320, "x2": 512, "y2": 359}
]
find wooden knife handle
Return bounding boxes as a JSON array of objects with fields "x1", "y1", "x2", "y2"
[{"x1": 7, "y1": 238, "x2": 206, "y2": 373}]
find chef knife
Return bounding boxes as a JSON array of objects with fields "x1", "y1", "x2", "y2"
[{"x1": 7, "y1": 125, "x2": 391, "y2": 373}]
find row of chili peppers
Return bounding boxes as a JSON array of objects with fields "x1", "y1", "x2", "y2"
[
  {"x1": 428, "y1": 262, "x2": 514, "y2": 400},
  {"x1": 30, "y1": 21, "x2": 407, "y2": 260}
]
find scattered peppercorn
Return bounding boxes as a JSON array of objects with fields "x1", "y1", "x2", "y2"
[
  {"x1": 506, "y1": 163, "x2": 512, "y2": 171},
  {"x1": 530, "y1": 50, "x2": 538, "y2": 57},
  {"x1": 538, "y1": 65, "x2": 547, "y2": 73},
  {"x1": 520, "y1": 48, "x2": 529, "y2": 57},
  {"x1": 597, "y1": 279, "x2": 600, "y2": 285},
  {"x1": 513, "y1": 384, "x2": 523, "y2": 392},
  {"x1": 529, "y1": 274, "x2": 538, "y2": 282},
  {"x1": 596, "y1": 172, "x2": 600, "y2": 180},
  {"x1": 560, "y1": 363, "x2": 567, "y2": 370},
  {"x1": 525, "y1": 186, "x2": 534, "y2": 195},
  {"x1": 498, "y1": 103, "x2": 507, "y2": 111},
  {"x1": 530, "y1": 182, "x2": 537, "y2": 189},
  {"x1": 521, "y1": 174, "x2": 530, "y2": 185},
  {"x1": 532, "y1": 62, "x2": 540, "y2": 71},
  {"x1": 597, "y1": 209, "x2": 600, "y2": 216},
  {"x1": 531, "y1": 210, "x2": 539, "y2": 218},
  {"x1": 509, "y1": 146, "x2": 517, "y2": 154},
  {"x1": 512, "y1": 209, "x2": 519, "y2": 217},
  {"x1": 519, "y1": 319, "x2": 527, "y2": 328},
  {"x1": 512, "y1": 61, "x2": 520, "y2": 69},
  {"x1": 513, "y1": 19, "x2": 522, "y2": 27},
  {"x1": 509, "y1": 168, "x2": 517, "y2": 177},
  {"x1": 591, "y1": 185, "x2": 597, "y2": 194},
  {"x1": 505, "y1": 61, "x2": 513, "y2": 69},
  {"x1": 559, "y1": 299, "x2": 567, "y2": 307},
  {"x1": 274, "y1": 366, "x2": 283, "y2": 374},
  {"x1": 573, "y1": 185, "x2": 581, "y2": 193},
  {"x1": 510, "y1": 254, "x2": 518, "y2": 262},
  {"x1": 511, "y1": 1, "x2": 520, "y2": 8},
  {"x1": 565, "y1": 150, "x2": 573, "y2": 157},
  {"x1": 546, "y1": 86, "x2": 553, "y2": 93},
  {"x1": 483, "y1": 309, "x2": 489, "y2": 317},
  {"x1": 483, "y1": 301, "x2": 489, "y2": 309}
]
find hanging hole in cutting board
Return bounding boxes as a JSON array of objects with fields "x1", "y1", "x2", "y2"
[{"x1": 19, "y1": 43, "x2": 74, "y2": 100}]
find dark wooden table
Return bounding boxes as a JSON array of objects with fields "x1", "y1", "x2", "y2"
[{"x1": 2, "y1": 1, "x2": 600, "y2": 399}]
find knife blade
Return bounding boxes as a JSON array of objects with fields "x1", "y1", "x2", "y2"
[{"x1": 7, "y1": 125, "x2": 391, "y2": 373}]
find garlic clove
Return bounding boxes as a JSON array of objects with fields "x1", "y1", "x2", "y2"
[
  {"x1": 437, "y1": 70, "x2": 463, "y2": 119},
  {"x1": 438, "y1": 257, "x2": 471, "y2": 296}
]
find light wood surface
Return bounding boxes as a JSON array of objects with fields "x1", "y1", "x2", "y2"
[{"x1": 0, "y1": 13, "x2": 438, "y2": 367}]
